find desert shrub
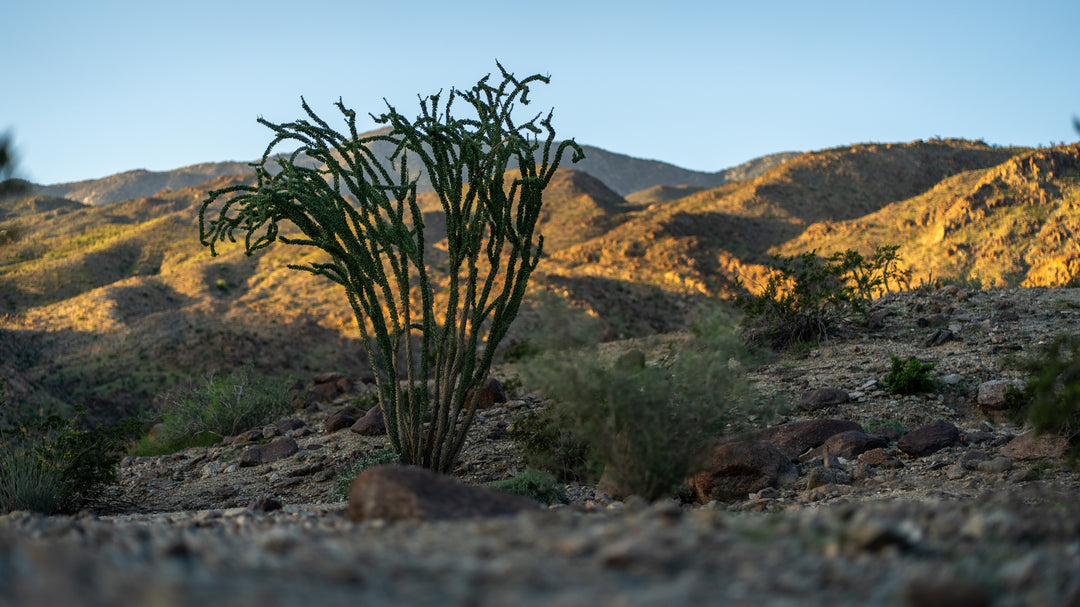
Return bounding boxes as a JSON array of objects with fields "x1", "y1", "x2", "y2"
[
  {"x1": 517, "y1": 302, "x2": 771, "y2": 501},
  {"x1": 127, "y1": 430, "x2": 221, "y2": 458},
  {"x1": 883, "y1": 355, "x2": 936, "y2": 394},
  {"x1": 1017, "y1": 334, "x2": 1080, "y2": 461},
  {"x1": 486, "y1": 469, "x2": 566, "y2": 505},
  {"x1": 154, "y1": 365, "x2": 293, "y2": 442},
  {"x1": 508, "y1": 408, "x2": 596, "y2": 483},
  {"x1": 1, "y1": 388, "x2": 139, "y2": 514},
  {"x1": 200, "y1": 65, "x2": 582, "y2": 473},
  {"x1": 330, "y1": 447, "x2": 400, "y2": 502},
  {"x1": 736, "y1": 245, "x2": 911, "y2": 349}
]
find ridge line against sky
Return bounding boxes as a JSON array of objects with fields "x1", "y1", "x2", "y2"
[{"x1": 2, "y1": 0, "x2": 1079, "y2": 186}]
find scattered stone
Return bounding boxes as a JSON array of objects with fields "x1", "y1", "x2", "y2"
[
  {"x1": 466, "y1": 377, "x2": 509, "y2": 409},
  {"x1": 238, "y1": 436, "x2": 299, "y2": 467},
  {"x1": 922, "y1": 328, "x2": 956, "y2": 347},
  {"x1": 898, "y1": 421, "x2": 959, "y2": 457},
  {"x1": 976, "y1": 379, "x2": 1027, "y2": 410},
  {"x1": 802, "y1": 430, "x2": 889, "y2": 461},
  {"x1": 248, "y1": 497, "x2": 283, "y2": 512},
  {"x1": 231, "y1": 429, "x2": 263, "y2": 445},
  {"x1": 806, "y1": 466, "x2": 851, "y2": 490},
  {"x1": 798, "y1": 388, "x2": 850, "y2": 411},
  {"x1": 276, "y1": 418, "x2": 306, "y2": 433},
  {"x1": 960, "y1": 450, "x2": 992, "y2": 470},
  {"x1": 688, "y1": 440, "x2": 798, "y2": 503},
  {"x1": 325, "y1": 405, "x2": 364, "y2": 433},
  {"x1": 756, "y1": 419, "x2": 864, "y2": 461},
  {"x1": 857, "y1": 448, "x2": 889, "y2": 467},
  {"x1": 1001, "y1": 430, "x2": 1069, "y2": 460},
  {"x1": 902, "y1": 578, "x2": 991, "y2": 607},
  {"x1": 351, "y1": 405, "x2": 386, "y2": 435},
  {"x1": 347, "y1": 464, "x2": 539, "y2": 522},
  {"x1": 976, "y1": 457, "x2": 1012, "y2": 474}
]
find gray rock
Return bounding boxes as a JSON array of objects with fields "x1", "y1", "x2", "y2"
[
  {"x1": 976, "y1": 379, "x2": 1027, "y2": 410},
  {"x1": 351, "y1": 405, "x2": 386, "y2": 435}
]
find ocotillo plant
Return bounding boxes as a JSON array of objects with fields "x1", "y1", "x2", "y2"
[{"x1": 199, "y1": 64, "x2": 582, "y2": 472}]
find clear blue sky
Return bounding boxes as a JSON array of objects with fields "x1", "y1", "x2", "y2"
[{"x1": 3, "y1": 0, "x2": 1079, "y2": 185}]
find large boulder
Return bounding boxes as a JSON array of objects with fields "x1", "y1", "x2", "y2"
[
  {"x1": 756, "y1": 419, "x2": 864, "y2": 461},
  {"x1": 238, "y1": 436, "x2": 299, "y2": 467},
  {"x1": 1001, "y1": 430, "x2": 1069, "y2": 460},
  {"x1": 897, "y1": 420, "x2": 959, "y2": 457},
  {"x1": 347, "y1": 464, "x2": 540, "y2": 522},
  {"x1": 688, "y1": 440, "x2": 798, "y2": 503},
  {"x1": 351, "y1": 405, "x2": 386, "y2": 436}
]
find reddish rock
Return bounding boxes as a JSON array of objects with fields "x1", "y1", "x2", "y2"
[
  {"x1": 1001, "y1": 430, "x2": 1069, "y2": 460},
  {"x1": 312, "y1": 372, "x2": 346, "y2": 384},
  {"x1": 756, "y1": 419, "x2": 864, "y2": 461},
  {"x1": 466, "y1": 377, "x2": 508, "y2": 409},
  {"x1": 688, "y1": 440, "x2": 798, "y2": 503},
  {"x1": 351, "y1": 405, "x2": 386, "y2": 436},
  {"x1": 347, "y1": 464, "x2": 539, "y2": 522},
  {"x1": 325, "y1": 405, "x2": 364, "y2": 433},
  {"x1": 802, "y1": 430, "x2": 889, "y2": 461},
  {"x1": 308, "y1": 381, "x2": 341, "y2": 403},
  {"x1": 238, "y1": 436, "x2": 299, "y2": 466},
  {"x1": 798, "y1": 388, "x2": 850, "y2": 411},
  {"x1": 897, "y1": 421, "x2": 959, "y2": 457},
  {"x1": 857, "y1": 448, "x2": 890, "y2": 466}
]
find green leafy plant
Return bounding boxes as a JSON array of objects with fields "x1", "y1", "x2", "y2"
[
  {"x1": 883, "y1": 355, "x2": 936, "y2": 394},
  {"x1": 1, "y1": 385, "x2": 139, "y2": 514},
  {"x1": 200, "y1": 64, "x2": 582, "y2": 473},
  {"x1": 486, "y1": 469, "x2": 566, "y2": 505},
  {"x1": 153, "y1": 365, "x2": 293, "y2": 443},
  {"x1": 508, "y1": 407, "x2": 596, "y2": 483},
  {"x1": 518, "y1": 303, "x2": 770, "y2": 501},
  {"x1": 330, "y1": 447, "x2": 400, "y2": 502},
  {"x1": 1017, "y1": 334, "x2": 1080, "y2": 461},
  {"x1": 736, "y1": 245, "x2": 911, "y2": 349}
]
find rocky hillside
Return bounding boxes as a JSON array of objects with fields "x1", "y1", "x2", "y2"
[{"x1": 3, "y1": 138, "x2": 1080, "y2": 424}]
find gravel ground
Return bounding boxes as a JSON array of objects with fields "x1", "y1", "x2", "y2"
[{"x1": 4, "y1": 286, "x2": 1080, "y2": 606}]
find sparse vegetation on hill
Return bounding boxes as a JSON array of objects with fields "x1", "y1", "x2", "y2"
[{"x1": 2, "y1": 135, "x2": 1079, "y2": 430}]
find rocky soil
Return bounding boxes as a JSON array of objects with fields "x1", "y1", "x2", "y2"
[{"x1": 4, "y1": 286, "x2": 1080, "y2": 606}]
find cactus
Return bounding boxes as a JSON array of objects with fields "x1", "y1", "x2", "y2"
[{"x1": 199, "y1": 64, "x2": 582, "y2": 472}]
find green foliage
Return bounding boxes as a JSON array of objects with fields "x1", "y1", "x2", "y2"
[
  {"x1": 1, "y1": 383, "x2": 140, "y2": 514},
  {"x1": 508, "y1": 408, "x2": 597, "y2": 483},
  {"x1": 883, "y1": 355, "x2": 936, "y2": 394},
  {"x1": 200, "y1": 64, "x2": 582, "y2": 474},
  {"x1": 330, "y1": 447, "x2": 400, "y2": 502},
  {"x1": 153, "y1": 365, "x2": 293, "y2": 442},
  {"x1": 517, "y1": 302, "x2": 770, "y2": 501},
  {"x1": 127, "y1": 430, "x2": 220, "y2": 458},
  {"x1": 486, "y1": 469, "x2": 566, "y2": 505},
  {"x1": 736, "y1": 245, "x2": 911, "y2": 349},
  {"x1": 1017, "y1": 334, "x2": 1080, "y2": 461}
]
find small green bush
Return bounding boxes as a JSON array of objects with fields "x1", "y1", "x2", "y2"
[
  {"x1": 330, "y1": 447, "x2": 400, "y2": 502},
  {"x1": 155, "y1": 365, "x2": 293, "y2": 443},
  {"x1": 508, "y1": 408, "x2": 596, "y2": 483},
  {"x1": 1017, "y1": 334, "x2": 1080, "y2": 462},
  {"x1": 736, "y1": 245, "x2": 911, "y2": 349},
  {"x1": 0, "y1": 389, "x2": 139, "y2": 514},
  {"x1": 517, "y1": 302, "x2": 772, "y2": 501},
  {"x1": 486, "y1": 469, "x2": 566, "y2": 505},
  {"x1": 883, "y1": 355, "x2": 936, "y2": 394}
]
